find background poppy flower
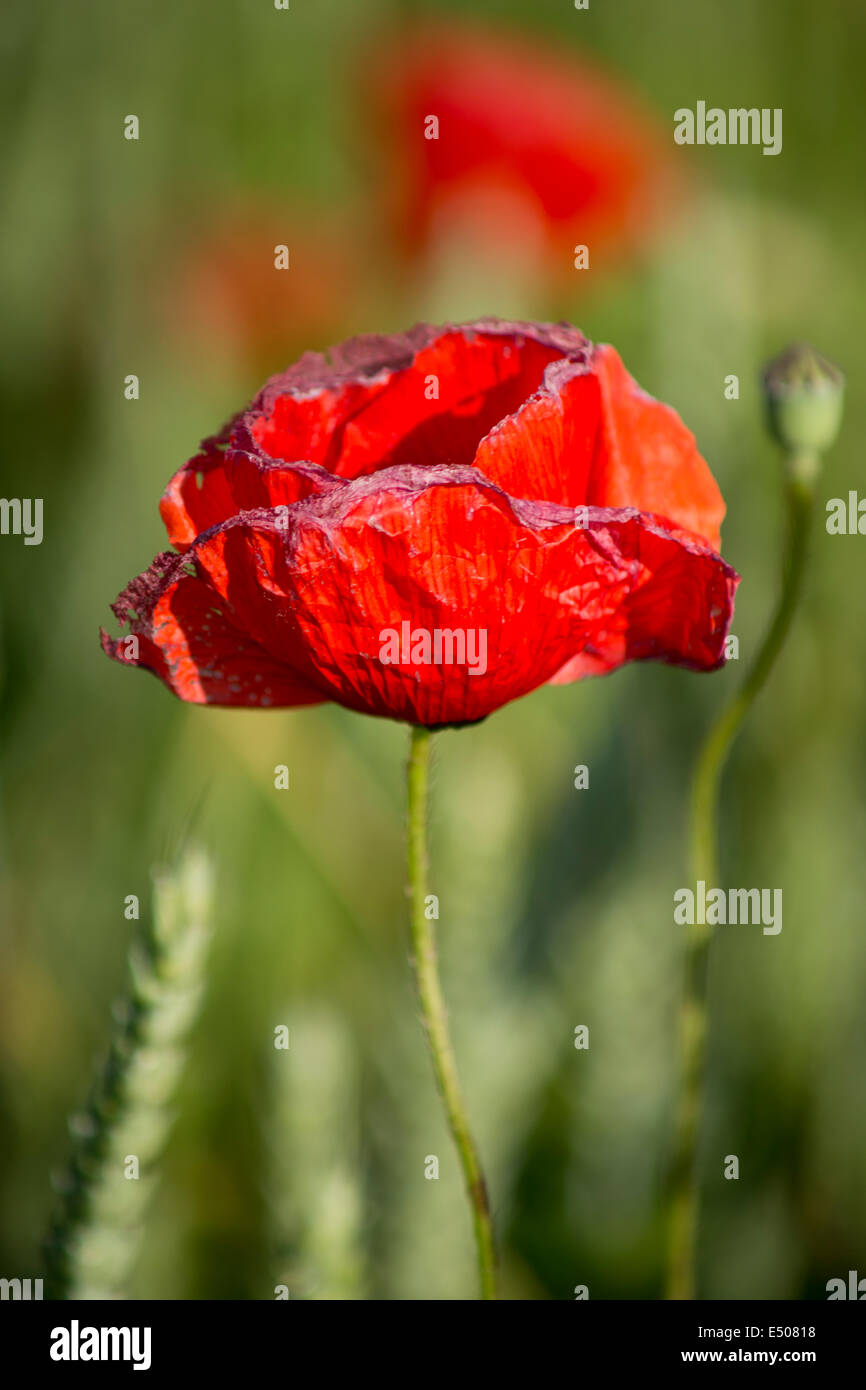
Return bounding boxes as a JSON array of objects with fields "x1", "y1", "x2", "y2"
[
  {"x1": 99, "y1": 321, "x2": 738, "y2": 1303},
  {"x1": 102, "y1": 319, "x2": 737, "y2": 727},
  {"x1": 368, "y1": 25, "x2": 678, "y2": 281},
  {"x1": 162, "y1": 205, "x2": 355, "y2": 381}
]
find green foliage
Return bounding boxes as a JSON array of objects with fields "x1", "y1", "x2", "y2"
[{"x1": 1, "y1": 0, "x2": 864, "y2": 1299}]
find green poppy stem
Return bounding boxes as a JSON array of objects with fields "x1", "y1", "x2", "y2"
[
  {"x1": 666, "y1": 468, "x2": 816, "y2": 1300},
  {"x1": 406, "y1": 725, "x2": 497, "y2": 1300}
]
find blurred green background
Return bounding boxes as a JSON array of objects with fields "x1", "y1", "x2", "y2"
[{"x1": 1, "y1": 0, "x2": 865, "y2": 1300}]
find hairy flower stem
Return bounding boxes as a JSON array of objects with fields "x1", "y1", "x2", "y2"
[
  {"x1": 667, "y1": 470, "x2": 815, "y2": 1300},
  {"x1": 406, "y1": 726, "x2": 496, "y2": 1300}
]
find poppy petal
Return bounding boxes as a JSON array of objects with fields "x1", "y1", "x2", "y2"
[
  {"x1": 114, "y1": 465, "x2": 736, "y2": 725},
  {"x1": 246, "y1": 321, "x2": 587, "y2": 479},
  {"x1": 474, "y1": 349, "x2": 726, "y2": 546},
  {"x1": 584, "y1": 345, "x2": 726, "y2": 549},
  {"x1": 160, "y1": 321, "x2": 590, "y2": 549},
  {"x1": 159, "y1": 423, "x2": 239, "y2": 552},
  {"x1": 100, "y1": 550, "x2": 324, "y2": 708},
  {"x1": 161, "y1": 442, "x2": 340, "y2": 554}
]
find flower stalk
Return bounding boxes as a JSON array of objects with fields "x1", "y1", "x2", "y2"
[
  {"x1": 666, "y1": 343, "x2": 843, "y2": 1300},
  {"x1": 406, "y1": 725, "x2": 497, "y2": 1300}
]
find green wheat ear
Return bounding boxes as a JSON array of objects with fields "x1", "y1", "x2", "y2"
[{"x1": 43, "y1": 846, "x2": 214, "y2": 1300}]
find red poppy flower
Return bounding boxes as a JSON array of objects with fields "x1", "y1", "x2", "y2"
[
  {"x1": 370, "y1": 25, "x2": 677, "y2": 275},
  {"x1": 101, "y1": 319, "x2": 737, "y2": 727}
]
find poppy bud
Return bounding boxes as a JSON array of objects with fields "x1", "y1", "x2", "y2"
[{"x1": 762, "y1": 343, "x2": 844, "y2": 478}]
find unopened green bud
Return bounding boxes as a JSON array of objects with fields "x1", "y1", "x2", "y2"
[{"x1": 762, "y1": 343, "x2": 844, "y2": 479}]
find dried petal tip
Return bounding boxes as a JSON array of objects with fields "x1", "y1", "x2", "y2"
[{"x1": 762, "y1": 343, "x2": 844, "y2": 474}]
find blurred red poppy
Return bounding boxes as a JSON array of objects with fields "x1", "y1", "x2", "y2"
[
  {"x1": 369, "y1": 25, "x2": 677, "y2": 277},
  {"x1": 164, "y1": 206, "x2": 354, "y2": 378},
  {"x1": 102, "y1": 319, "x2": 737, "y2": 727}
]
